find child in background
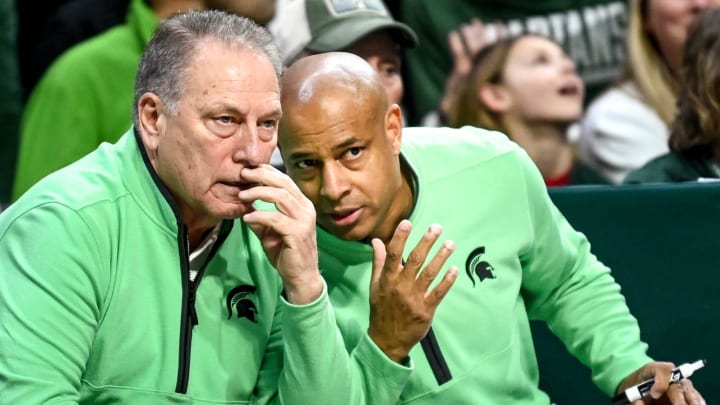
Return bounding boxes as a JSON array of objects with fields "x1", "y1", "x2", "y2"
[{"x1": 452, "y1": 34, "x2": 609, "y2": 187}]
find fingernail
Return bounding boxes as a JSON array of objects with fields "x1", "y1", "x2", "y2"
[
  {"x1": 428, "y1": 224, "x2": 442, "y2": 234},
  {"x1": 399, "y1": 220, "x2": 411, "y2": 231},
  {"x1": 444, "y1": 240, "x2": 455, "y2": 251}
]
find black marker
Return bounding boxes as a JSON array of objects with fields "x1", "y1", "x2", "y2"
[{"x1": 612, "y1": 359, "x2": 706, "y2": 405}]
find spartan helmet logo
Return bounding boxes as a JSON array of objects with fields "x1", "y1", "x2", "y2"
[
  {"x1": 226, "y1": 285, "x2": 258, "y2": 323},
  {"x1": 465, "y1": 246, "x2": 496, "y2": 287}
]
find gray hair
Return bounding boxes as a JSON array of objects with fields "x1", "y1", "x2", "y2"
[{"x1": 133, "y1": 10, "x2": 282, "y2": 127}]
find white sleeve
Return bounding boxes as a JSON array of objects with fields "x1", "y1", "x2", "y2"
[{"x1": 579, "y1": 86, "x2": 669, "y2": 184}]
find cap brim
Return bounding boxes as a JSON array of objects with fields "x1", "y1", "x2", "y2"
[{"x1": 306, "y1": 17, "x2": 418, "y2": 52}]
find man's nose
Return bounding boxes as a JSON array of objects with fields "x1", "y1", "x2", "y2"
[
  {"x1": 320, "y1": 163, "x2": 350, "y2": 201},
  {"x1": 232, "y1": 124, "x2": 275, "y2": 166}
]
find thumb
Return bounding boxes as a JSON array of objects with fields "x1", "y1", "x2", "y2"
[{"x1": 370, "y1": 238, "x2": 386, "y2": 289}]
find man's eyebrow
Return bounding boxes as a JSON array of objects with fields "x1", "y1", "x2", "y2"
[
  {"x1": 286, "y1": 137, "x2": 361, "y2": 161},
  {"x1": 262, "y1": 108, "x2": 283, "y2": 118},
  {"x1": 205, "y1": 104, "x2": 282, "y2": 118},
  {"x1": 287, "y1": 150, "x2": 314, "y2": 161},
  {"x1": 333, "y1": 137, "x2": 361, "y2": 151}
]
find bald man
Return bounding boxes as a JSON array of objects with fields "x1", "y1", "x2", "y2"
[{"x1": 277, "y1": 52, "x2": 706, "y2": 405}]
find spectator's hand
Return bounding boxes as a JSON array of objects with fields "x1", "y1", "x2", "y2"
[
  {"x1": 367, "y1": 220, "x2": 458, "y2": 363},
  {"x1": 440, "y1": 19, "x2": 505, "y2": 122},
  {"x1": 617, "y1": 362, "x2": 706, "y2": 405},
  {"x1": 239, "y1": 164, "x2": 323, "y2": 305}
]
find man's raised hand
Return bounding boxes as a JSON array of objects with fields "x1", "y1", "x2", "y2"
[{"x1": 368, "y1": 220, "x2": 458, "y2": 363}]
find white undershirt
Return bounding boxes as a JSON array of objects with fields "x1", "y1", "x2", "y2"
[{"x1": 188, "y1": 224, "x2": 221, "y2": 283}]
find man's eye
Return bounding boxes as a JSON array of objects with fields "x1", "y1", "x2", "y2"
[
  {"x1": 379, "y1": 64, "x2": 399, "y2": 77},
  {"x1": 296, "y1": 159, "x2": 317, "y2": 169},
  {"x1": 346, "y1": 147, "x2": 363, "y2": 159},
  {"x1": 260, "y1": 120, "x2": 277, "y2": 129},
  {"x1": 385, "y1": 66, "x2": 399, "y2": 75},
  {"x1": 217, "y1": 116, "x2": 233, "y2": 124}
]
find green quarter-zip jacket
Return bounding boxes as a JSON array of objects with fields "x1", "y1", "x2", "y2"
[
  {"x1": 320, "y1": 126, "x2": 652, "y2": 404},
  {"x1": 0, "y1": 128, "x2": 412, "y2": 404}
]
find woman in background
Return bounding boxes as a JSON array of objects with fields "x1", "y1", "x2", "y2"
[
  {"x1": 624, "y1": 8, "x2": 720, "y2": 183},
  {"x1": 579, "y1": 0, "x2": 720, "y2": 183},
  {"x1": 452, "y1": 34, "x2": 608, "y2": 187}
]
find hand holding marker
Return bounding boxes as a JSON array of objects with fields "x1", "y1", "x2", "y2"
[{"x1": 612, "y1": 360, "x2": 706, "y2": 404}]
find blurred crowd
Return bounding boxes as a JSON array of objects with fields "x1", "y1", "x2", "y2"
[{"x1": 2, "y1": 0, "x2": 720, "y2": 209}]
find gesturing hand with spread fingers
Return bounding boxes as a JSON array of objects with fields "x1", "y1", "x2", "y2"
[{"x1": 367, "y1": 220, "x2": 458, "y2": 363}]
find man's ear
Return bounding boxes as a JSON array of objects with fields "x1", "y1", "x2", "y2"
[
  {"x1": 137, "y1": 92, "x2": 166, "y2": 154},
  {"x1": 385, "y1": 104, "x2": 403, "y2": 155},
  {"x1": 478, "y1": 84, "x2": 512, "y2": 113}
]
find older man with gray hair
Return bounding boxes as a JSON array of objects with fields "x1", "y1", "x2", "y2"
[{"x1": 0, "y1": 10, "x2": 418, "y2": 404}]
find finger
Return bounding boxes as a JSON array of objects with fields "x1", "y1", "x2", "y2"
[
  {"x1": 464, "y1": 18, "x2": 487, "y2": 56},
  {"x1": 448, "y1": 30, "x2": 465, "y2": 65},
  {"x1": 244, "y1": 217, "x2": 271, "y2": 242},
  {"x1": 424, "y1": 266, "x2": 458, "y2": 308},
  {"x1": 492, "y1": 21, "x2": 507, "y2": 41},
  {"x1": 242, "y1": 209, "x2": 294, "y2": 237},
  {"x1": 666, "y1": 381, "x2": 688, "y2": 405},
  {"x1": 416, "y1": 240, "x2": 456, "y2": 291},
  {"x1": 457, "y1": 22, "x2": 475, "y2": 59},
  {"x1": 385, "y1": 219, "x2": 412, "y2": 275},
  {"x1": 239, "y1": 184, "x2": 312, "y2": 218},
  {"x1": 679, "y1": 379, "x2": 705, "y2": 405},
  {"x1": 240, "y1": 164, "x2": 305, "y2": 201},
  {"x1": 649, "y1": 362, "x2": 676, "y2": 399},
  {"x1": 448, "y1": 30, "x2": 472, "y2": 85},
  {"x1": 370, "y1": 238, "x2": 387, "y2": 289},
  {"x1": 403, "y1": 224, "x2": 443, "y2": 280}
]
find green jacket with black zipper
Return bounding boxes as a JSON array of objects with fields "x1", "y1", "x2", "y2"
[{"x1": 0, "y1": 128, "x2": 411, "y2": 404}]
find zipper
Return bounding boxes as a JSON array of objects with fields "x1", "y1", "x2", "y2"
[
  {"x1": 174, "y1": 222, "x2": 232, "y2": 393},
  {"x1": 175, "y1": 226, "x2": 193, "y2": 393},
  {"x1": 420, "y1": 327, "x2": 452, "y2": 385}
]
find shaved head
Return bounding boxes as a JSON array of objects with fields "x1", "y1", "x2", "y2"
[{"x1": 280, "y1": 52, "x2": 389, "y2": 136}]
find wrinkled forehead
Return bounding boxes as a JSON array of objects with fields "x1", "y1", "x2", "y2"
[
  {"x1": 279, "y1": 92, "x2": 381, "y2": 154},
  {"x1": 184, "y1": 43, "x2": 279, "y2": 90}
]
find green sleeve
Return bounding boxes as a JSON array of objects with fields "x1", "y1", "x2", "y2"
[
  {"x1": 253, "y1": 282, "x2": 412, "y2": 404},
  {"x1": 12, "y1": 62, "x2": 101, "y2": 200},
  {"x1": 0, "y1": 204, "x2": 107, "y2": 403},
  {"x1": 515, "y1": 151, "x2": 652, "y2": 396}
]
